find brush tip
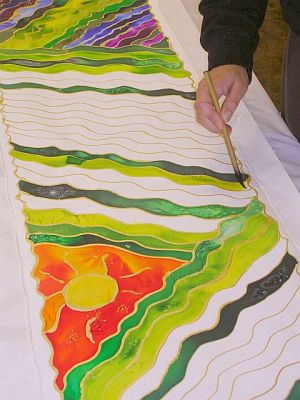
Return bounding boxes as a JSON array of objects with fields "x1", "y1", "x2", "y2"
[{"x1": 235, "y1": 172, "x2": 246, "y2": 189}]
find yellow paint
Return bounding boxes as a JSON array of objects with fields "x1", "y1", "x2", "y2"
[{"x1": 63, "y1": 273, "x2": 119, "y2": 311}]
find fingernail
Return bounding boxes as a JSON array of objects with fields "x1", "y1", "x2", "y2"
[{"x1": 223, "y1": 111, "x2": 232, "y2": 123}]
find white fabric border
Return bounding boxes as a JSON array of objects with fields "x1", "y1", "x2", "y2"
[{"x1": 0, "y1": 101, "x2": 60, "y2": 400}]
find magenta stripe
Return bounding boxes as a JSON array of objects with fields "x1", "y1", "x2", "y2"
[
  {"x1": 104, "y1": 19, "x2": 157, "y2": 48},
  {"x1": 140, "y1": 32, "x2": 165, "y2": 47}
]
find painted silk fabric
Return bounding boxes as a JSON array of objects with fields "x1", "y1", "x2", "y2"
[{"x1": 0, "y1": 1, "x2": 299, "y2": 399}]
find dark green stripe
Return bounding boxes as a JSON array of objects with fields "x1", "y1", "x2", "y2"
[
  {"x1": 0, "y1": 57, "x2": 182, "y2": 69},
  {"x1": 0, "y1": 82, "x2": 195, "y2": 99},
  {"x1": 26, "y1": 223, "x2": 196, "y2": 251},
  {"x1": 143, "y1": 253, "x2": 297, "y2": 400},
  {"x1": 28, "y1": 233, "x2": 192, "y2": 261},
  {"x1": 11, "y1": 144, "x2": 248, "y2": 182},
  {"x1": 19, "y1": 180, "x2": 246, "y2": 219},
  {"x1": 0, "y1": 46, "x2": 175, "y2": 56},
  {"x1": 287, "y1": 380, "x2": 300, "y2": 400}
]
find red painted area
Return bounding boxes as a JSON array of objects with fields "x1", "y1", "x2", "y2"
[{"x1": 33, "y1": 244, "x2": 184, "y2": 389}]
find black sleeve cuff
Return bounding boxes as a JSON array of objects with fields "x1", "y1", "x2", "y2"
[{"x1": 202, "y1": 31, "x2": 255, "y2": 83}]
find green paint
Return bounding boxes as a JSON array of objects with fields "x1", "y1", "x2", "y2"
[
  {"x1": 27, "y1": 223, "x2": 197, "y2": 251},
  {"x1": 0, "y1": 46, "x2": 175, "y2": 57},
  {"x1": 1, "y1": 0, "x2": 141, "y2": 49},
  {"x1": 63, "y1": 200, "x2": 264, "y2": 399},
  {"x1": 44, "y1": 0, "x2": 147, "y2": 49},
  {"x1": 0, "y1": 57, "x2": 183, "y2": 70},
  {"x1": 144, "y1": 253, "x2": 297, "y2": 400},
  {"x1": 24, "y1": 208, "x2": 218, "y2": 246},
  {"x1": 28, "y1": 233, "x2": 192, "y2": 261},
  {"x1": 287, "y1": 380, "x2": 300, "y2": 400},
  {"x1": 0, "y1": 49, "x2": 180, "y2": 63},
  {"x1": 19, "y1": 180, "x2": 247, "y2": 219},
  {"x1": 11, "y1": 144, "x2": 249, "y2": 183},
  {"x1": 2, "y1": 82, "x2": 193, "y2": 96},
  {"x1": 81, "y1": 213, "x2": 278, "y2": 399},
  {"x1": 11, "y1": 151, "x2": 244, "y2": 191}
]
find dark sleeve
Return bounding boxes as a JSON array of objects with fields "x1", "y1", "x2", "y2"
[{"x1": 199, "y1": 0, "x2": 268, "y2": 82}]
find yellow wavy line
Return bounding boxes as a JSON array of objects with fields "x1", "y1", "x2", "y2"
[
  {"x1": 9, "y1": 126, "x2": 228, "y2": 156},
  {"x1": 229, "y1": 332, "x2": 300, "y2": 399},
  {"x1": 5, "y1": 114, "x2": 217, "y2": 139},
  {"x1": 1, "y1": 74, "x2": 191, "y2": 88},
  {"x1": 3, "y1": 91, "x2": 194, "y2": 112},
  {"x1": 206, "y1": 299, "x2": 300, "y2": 399},
  {"x1": 249, "y1": 360, "x2": 300, "y2": 400},
  {"x1": 4, "y1": 107, "x2": 205, "y2": 132},
  {"x1": 4, "y1": 97, "x2": 194, "y2": 118},
  {"x1": 9, "y1": 124, "x2": 223, "y2": 147}
]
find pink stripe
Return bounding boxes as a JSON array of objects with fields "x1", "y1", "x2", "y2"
[
  {"x1": 105, "y1": 19, "x2": 157, "y2": 48},
  {"x1": 140, "y1": 32, "x2": 165, "y2": 47}
]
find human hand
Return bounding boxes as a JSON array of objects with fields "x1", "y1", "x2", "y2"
[{"x1": 195, "y1": 65, "x2": 249, "y2": 133}]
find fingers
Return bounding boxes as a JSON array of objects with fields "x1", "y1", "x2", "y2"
[
  {"x1": 195, "y1": 65, "x2": 249, "y2": 134},
  {"x1": 221, "y1": 80, "x2": 248, "y2": 123},
  {"x1": 195, "y1": 79, "x2": 225, "y2": 133}
]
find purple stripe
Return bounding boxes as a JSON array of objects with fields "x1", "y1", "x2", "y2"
[
  {"x1": 117, "y1": 23, "x2": 157, "y2": 47},
  {"x1": 140, "y1": 32, "x2": 165, "y2": 47},
  {"x1": 0, "y1": 0, "x2": 52, "y2": 31},
  {"x1": 65, "y1": 3, "x2": 149, "y2": 49},
  {"x1": 0, "y1": 0, "x2": 29, "y2": 13},
  {"x1": 91, "y1": 13, "x2": 153, "y2": 47},
  {"x1": 105, "y1": 18, "x2": 156, "y2": 48}
]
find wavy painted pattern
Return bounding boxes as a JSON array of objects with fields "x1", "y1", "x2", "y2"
[{"x1": 1, "y1": 1, "x2": 299, "y2": 400}]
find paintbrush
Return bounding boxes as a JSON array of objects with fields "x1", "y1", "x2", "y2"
[{"x1": 203, "y1": 70, "x2": 245, "y2": 188}]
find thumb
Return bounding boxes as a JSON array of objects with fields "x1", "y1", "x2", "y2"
[{"x1": 221, "y1": 81, "x2": 247, "y2": 123}]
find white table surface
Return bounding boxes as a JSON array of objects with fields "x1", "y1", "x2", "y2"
[{"x1": 182, "y1": 0, "x2": 300, "y2": 192}]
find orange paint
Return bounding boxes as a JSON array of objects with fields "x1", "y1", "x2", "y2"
[{"x1": 32, "y1": 243, "x2": 184, "y2": 389}]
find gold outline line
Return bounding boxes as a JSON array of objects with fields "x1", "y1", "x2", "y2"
[
  {"x1": 3, "y1": 91, "x2": 194, "y2": 111},
  {"x1": 9, "y1": 123, "x2": 224, "y2": 147},
  {"x1": 4, "y1": 97, "x2": 194, "y2": 117},
  {"x1": 181, "y1": 265, "x2": 298, "y2": 399},
  {"x1": 0, "y1": 74, "x2": 191, "y2": 88},
  {"x1": 82, "y1": 219, "x2": 272, "y2": 398},
  {"x1": 17, "y1": 164, "x2": 254, "y2": 200},
  {"x1": 230, "y1": 332, "x2": 300, "y2": 399}
]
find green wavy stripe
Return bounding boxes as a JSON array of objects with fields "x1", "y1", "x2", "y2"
[
  {"x1": 19, "y1": 180, "x2": 246, "y2": 219},
  {"x1": 24, "y1": 208, "x2": 218, "y2": 246},
  {"x1": 0, "y1": 46, "x2": 175, "y2": 56},
  {"x1": 0, "y1": 57, "x2": 183, "y2": 70},
  {"x1": 11, "y1": 144, "x2": 248, "y2": 184},
  {"x1": 2, "y1": 81, "x2": 193, "y2": 95},
  {"x1": 144, "y1": 252, "x2": 297, "y2": 399},
  {"x1": 82, "y1": 212, "x2": 279, "y2": 399},
  {"x1": 63, "y1": 199, "x2": 263, "y2": 399},
  {"x1": 12, "y1": 151, "x2": 242, "y2": 191},
  {"x1": 28, "y1": 233, "x2": 191, "y2": 261},
  {"x1": 2, "y1": 0, "x2": 140, "y2": 49},
  {"x1": 0, "y1": 61, "x2": 189, "y2": 76},
  {"x1": 0, "y1": 48, "x2": 178, "y2": 62},
  {"x1": 27, "y1": 223, "x2": 198, "y2": 251}
]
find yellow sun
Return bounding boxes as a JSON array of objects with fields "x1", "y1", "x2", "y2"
[{"x1": 63, "y1": 273, "x2": 119, "y2": 311}]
